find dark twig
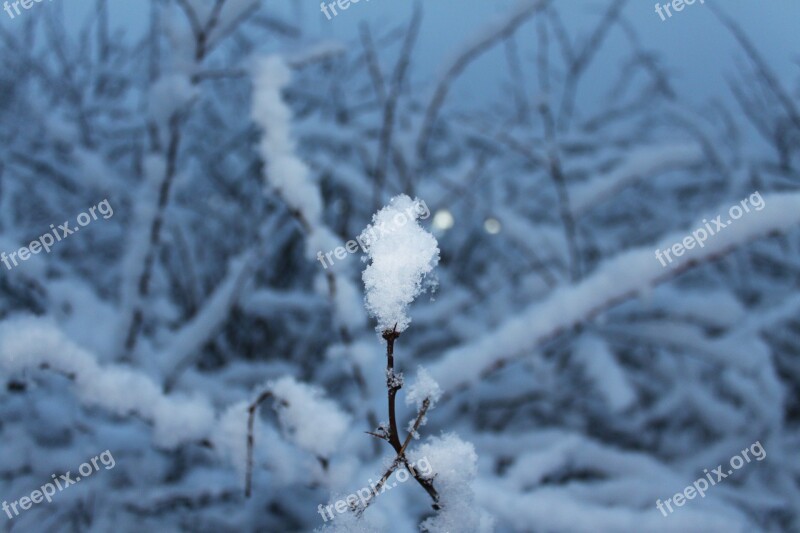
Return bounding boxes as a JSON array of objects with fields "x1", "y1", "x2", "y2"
[
  {"x1": 416, "y1": 0, "x2": 548, "y2": 167},
  {"x1": 398, "y1": 398, "x2": 430, "y2": 457},
  {"x1": 383, "y1": 325, "x2": 403, "y2": 450},
  {"x1": 245, "y1": 389, "x2": 274, "y2": 498},
  {"x1": 357, "y1": 397, "x2": 437, "y2": 516},
  {"x1": 556, "y1": 0, "x2": 628, "y2": 132},
  {"x1": 354, "y1": 326, "x2": 441, "y2": 514},
  {"x1": 374, "y1": 3, "x2": 422, "y2": 209},
  {"x1": 708, "y1": 2, "x2": 800, "y2": 131}
]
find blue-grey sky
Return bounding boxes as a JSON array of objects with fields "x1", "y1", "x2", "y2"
[{"x1": 55, "y1": 0, "x2": 799, "y2": 120}]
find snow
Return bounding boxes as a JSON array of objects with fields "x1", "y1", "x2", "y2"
[
  {"x1": 251, "y1": 55, "x2": 324, "y2": 233},
  {"x1": 407, "y1": 434, "x2": 494, "y2": 533},
  {"x1": 570, "y1": 143, "x2": 704, "y2": 214},
  {"x1": 214, "y1": 401, "x2": 251, "y2": 481},
  {"x1": 269, "y1": 376, "x2": 350, "y2": 458},
  {"x1": 405, "y1": 366, "x2": 442, "y2": 411},
  {"x1": 360, "y1": 195, "x2": 440, "y2": 333},
  {"x1": 316, "y1": 512, "x2": 380, "y2": 533},
  {"x1": 642, "y1": 286, "x2": 746, "y2": 328},
  {"x1": 159, "y1": 250, "x2": 256, "y2": 374},
  {"x1": 3, "y1": 2, "x2": 800, "y2": 531},
  {"x1": 430, "y1": 192, "x2": 800, "y2": 392},
  {"x1": 574, "y1": 334, "x2": 636, "y2": 412},
  {"x1": 114, "y1": 154, "x2": 163, "y2": 354},
  {"x1": 0, "y1": 317, "x2": 215, "y2": 449},
  {"x1": 148, "y1": 73, "x2": 198, "y2": 128},
  {"x1": 251, "y1": 54, "x2": 365, "y2": 333}
]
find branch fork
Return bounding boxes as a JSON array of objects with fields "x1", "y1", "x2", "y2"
[{"x1": 355, "y1": 326, "x2": 440, "y2": 516}]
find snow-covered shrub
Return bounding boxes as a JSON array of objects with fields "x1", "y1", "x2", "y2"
[{"x1": 0, "y1": 1, "x2": 798, "y2": 531}]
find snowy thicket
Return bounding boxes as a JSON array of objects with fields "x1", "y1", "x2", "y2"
[{"x1": 0, "y1": 0, "x2": 799, "y2": 532}]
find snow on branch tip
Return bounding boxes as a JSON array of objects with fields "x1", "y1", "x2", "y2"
[{"x1": 360, "y1": 195, "x2": 440, "y2": 334}]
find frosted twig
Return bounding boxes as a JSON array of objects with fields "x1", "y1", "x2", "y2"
[
  {"x1": 383, "y1": 325, "x2": 403, "y2": 450},
  {"x1": 357, "y1": 397, "x2": 437, "y2": 516},
  {"x1": 358, "y1": 326, "x2": 440, "y2": 511}
]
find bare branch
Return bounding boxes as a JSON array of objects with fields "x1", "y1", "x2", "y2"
[
  {"x1": 374, "y1": 2, "x2": 422, "y2": 208},
  {"x1": 416, "y1": 0, "x2": 549, "y2": 166},
  {"x1": 708, "y1": 2, "x2": 800, "y2": 131}
]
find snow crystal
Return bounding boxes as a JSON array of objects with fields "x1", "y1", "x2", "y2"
[
  {"x1": 360, "y1": 195, "x2": 440, "y2": 333},
  {"x1": 386, "y1": 369, "x2": 404, "y2": 390},
  {"x1": 270, "y1": 376, "x2": 350, "y2": 458}
]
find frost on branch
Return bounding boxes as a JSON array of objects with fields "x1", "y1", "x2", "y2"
[
  {"x1": 360, "y1": 195, "x2": 440, "y2": 333},
  {"x1": 405, "y1": 366, "x2": 442, "y2": 411},
  {"x1": 0, "y1": 317, "x2": 215, "y2": 449},
  {"x1": 386, "y1": 368, "x2": 404, "y2": 390},
  {"x1": 405, "y1": 367, "x2": 442, "y2": 438},
  {"x1": 408, "y1": 434, "x2": 494, "y2": 533},
  {"x1": 251, "y1": 54, "x2": 364, "y2": 332},
  {"x1": 251, "y1": 55, "x2": 334, "y2": 256}
]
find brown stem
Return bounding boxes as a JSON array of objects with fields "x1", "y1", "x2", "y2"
[
  {"x1": 383, "y1": 325, "x2": 402, "y2": 450},
  {"x1": 245, "y1": 390, "x2": 273, "y2": 498},
  {"x1": 398, "y1": 399, "x2": 430, "y2": 458},
  {"x1": 352, "y1": 326, "x2": 441, "y2": 519},
  {"x1": 357, "y1": 397, "x2": 438, "y2": 516},
  {"x1": 397, "y1": 399, "x2": 439, "y2": 507}
]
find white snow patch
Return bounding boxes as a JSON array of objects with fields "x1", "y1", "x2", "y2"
[
  {"x1": 405, "y1": 366, "x2": 442, "y2": 411},
  {"x1": 574, "y1": 334, "x2": 636, "y2": 412},
  {"x1": 214, "y1": 401, "x2": 251, "y2": 481},
  {"x1": 408, "y1": 433, "x2": 494, "y2": 533},
  {"x1": 270, "y1": 376, "x2": 350, "y2": 458},
  {"x1": 360, "y1": 195, "x2": 440, "y2": 333}
]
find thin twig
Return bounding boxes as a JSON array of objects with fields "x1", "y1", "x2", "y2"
[
  {"x1": 245, "y1": 390, "x2": 274, "y2": 498},
  {"x1": 383, "y1": 325, "x2": 403, "y2": 450},
  {"x1": 376, "y1": 327, "x2": 440, "y2": 507},
  {"x1": 416, "y1": 0, "x2": 548, "y2": 166},
  {"x1": 398, "y1": 398, "x2": 430, "y2": 457},
  {"x1": 374, "y1": 2, "x2": 422, "y2": 209},
  {"x1": 357, "y1": 398, "x2": 436, "y2": 516}
]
